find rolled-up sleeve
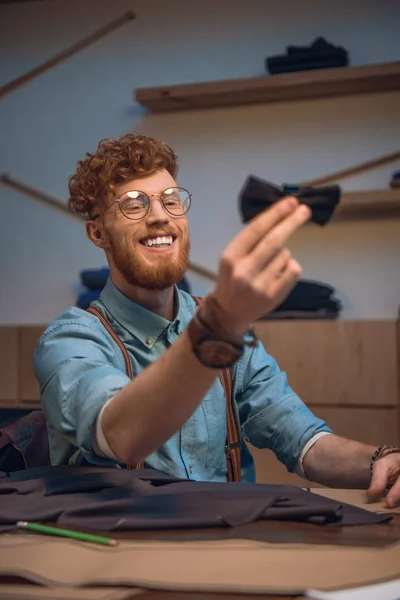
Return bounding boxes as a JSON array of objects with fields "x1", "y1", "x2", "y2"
[
  {"x1": 33, "y1": 317, "x2": 131, "y2": 463},
  {"x1": 238, "y1": 341, "x2": 332, "y2": 472}
]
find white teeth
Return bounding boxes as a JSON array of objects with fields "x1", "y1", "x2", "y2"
[{"x1": 143, "y1": 235, "x2": 173, "y2": 247}]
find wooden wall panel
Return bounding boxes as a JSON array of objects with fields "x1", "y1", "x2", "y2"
[
  {"x1": 0, "y1": 327, "x2": 18, "y2": 404},
  {"x1": 250, "y1": 445, "x2": 311, "y2": 486},
  {"x1": 312, "y1": 406, "x2": 399, "y2": 446},
  {"x1": 18, "y1": 326, "x2": 46, "y2": 404},
  {"x1": 250, "y1": 406, "x2": 398, "y2": 485},
  {"x1": 254, "y1": 320, "x2": 398, "y2": 407}
]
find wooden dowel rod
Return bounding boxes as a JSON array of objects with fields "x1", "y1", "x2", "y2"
[
  {"x1": 187, "y1": 262, "x2": 217, "y2": 281},
  {"x1": 0, "y1": 172, "x2": 218, "y2": 282},
  {"x1": 0, "y1": 172, "x2": 74, "y2": 217},
  {"x1": 301, "y1": 149, "x2": 400, "y2": 187},
  {"x1": 0, "y1": 11, "x2": 136, "y2": 100}
]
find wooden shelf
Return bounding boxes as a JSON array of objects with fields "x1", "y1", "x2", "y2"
[
  {"x1": 135, "y1": 61, "x2": 400, "y2": 113},
  {"x1": 336, "y1": 188, "x2": 400, "y2": 219}
]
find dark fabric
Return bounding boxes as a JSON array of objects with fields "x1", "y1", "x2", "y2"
[
  {"x1": 261, "y1": 308, "x2": 340, "y2": 320},
  {"x1": 390, "y1": 171, "x2": 400, "y2": 188},
  {"x1": 77, "y1": 288, "x2": 103, "y2": 309},
  {"x1": 259, "y1": 279, "x2": 342, "y2": 319},
  {"x1": 0, "y1": 467, "x2": 391, "y2": 533},
  {"x1": 0, "y1": 411, "x2": 50, "y2": 470},
  {"x1": 80, "y1": 267, "x2": 111, "y2": 290},
  {"x1": 0, "y1": 436, "x2": 25, "y2": 472},
  {"x1": 239, "y1": 176, "x2": 341, "y2": 226},
  {"x1": 274, "y1": 280, "x2": 341, "y2": 312},
  {"x1": 266, "y1": 37, "x2": 348, "y2": 74}
]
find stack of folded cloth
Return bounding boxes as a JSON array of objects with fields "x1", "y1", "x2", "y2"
[
  {"x1": 76, "y1": 267, "x2": 111, "y2": 309},
  {"x1": 76, "y1": 267, "x2": 191, "y2": 309},
  {"x1": 265, "y1": 36, "x2": 349, "y2": 75},
  {"x1": 390, "y1": 171, "x2": 400, "y2": 188},
  {"x1": 261, "y1": 279, "x2": 342, "y2": 320}
]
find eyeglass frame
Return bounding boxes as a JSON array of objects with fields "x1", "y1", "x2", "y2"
[{"x1": 90, "y1": 186, "x2": 192, "y2": 221}]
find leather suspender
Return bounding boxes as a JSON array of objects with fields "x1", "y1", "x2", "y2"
[
  {"x1": 191, "y1": 297, "x2": 241, "y2": 482},
  {"x1": 86, "y1": 306, "x2": 142, "y2": 470},
  {"x1": 87, "y1": 301, "x2": 242, "y2": 482}
]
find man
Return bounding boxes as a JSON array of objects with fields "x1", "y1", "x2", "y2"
[{"x1": 34, "y1": 133, "x2": 400, "y2": 507}]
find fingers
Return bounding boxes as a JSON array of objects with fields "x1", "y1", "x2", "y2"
[
  {"x1": 224, "y1": 196, "x2": 300, "y2": 260},
  {"x1": 386, "y1": 477, "x2": 400, "y2": 509},
  {"x1": 255, "y1": 254, "x2": 303, "y2": 313},
  {"x1": 367, "y1": 460, "x2": 393, "y2": 502},
  {"x1": 244, "y1": 203, "x2": 311, "y2": 275}
]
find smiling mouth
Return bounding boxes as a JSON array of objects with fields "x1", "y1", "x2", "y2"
[{"x1": 140, "y1": 234, "x2": 176, "y2": 249}]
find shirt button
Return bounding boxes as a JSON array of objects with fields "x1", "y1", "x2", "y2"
[{"x1": 145, "y1": 338, "x2": 152, "y2": 345}]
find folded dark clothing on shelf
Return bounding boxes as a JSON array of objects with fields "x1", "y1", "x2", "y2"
[
  {"x1": 266, "y1": 36, "x2": 349, "y2": 75},
  {"x1": 257, "y1": 280, "x2": 342, "y2": 319},
  {"x1": 274, "y1": 280, "x2": 341, "y2": 312},
  {"x1": 77, "y1": 288, "x2": 101, "y2": 309},
  {"x1": 260, "y1": 308, "x2": 340, "y2": 320},
  {"x1": 0, "y1": 467, "x2": 391, "y2": 532},
  {"x1": 80, "y1": 267, "x2": 110, "y2": 290},
  {"x1": 390, "y1": 170, "x2": 400, "y2": 188},
  {"x1": 267, "y1": 56, "x2": 347, "y2": 75},
  {"x1": 239, "y1": 176, "x2": 341, "y2": 226}
]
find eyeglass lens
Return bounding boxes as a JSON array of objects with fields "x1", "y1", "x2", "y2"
[{"x1": 119, "y1": 187, "x2": 190, "y2": 220}]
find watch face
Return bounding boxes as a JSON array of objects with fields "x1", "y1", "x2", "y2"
[{"x1": 198, "y1": 340, "x2": 241, "y2": 368}]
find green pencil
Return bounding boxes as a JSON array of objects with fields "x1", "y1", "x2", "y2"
[{"x1": 16, "y1": 521, "x2": 118, "y2": 546}]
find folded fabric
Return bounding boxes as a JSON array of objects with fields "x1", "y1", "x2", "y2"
[
  {"x1": 261, "y1": 308, "x2": 340, "y2": 320},
  {"x1": 264, "y1": 280, "x2": 343, "y2": 320},
  {"x1": 390, "y1": 171, "x2": 400, "y2": 188},
  {"x1": 77, "y1": 289, "x2": 102, "y2": 310},
  {"x1": 0, "y1": 467, "x2": 390, "y2": 533},
  {"x1": 0, "y1": 411, "x2": 49, "y2": 470},
  {"x1": 239, "y1": 176, "x2": 341, "y2": 225},
  {"x1": 267, "y1": 57, "x2": 347, "y2": 75},
  {"x1": 80, "y1": 267, "x2": 110, "y2": 290},
  {"x1": 266, "y1": 37, "x2": 349, "y2": 74},
  {"x1": 274, "y1": 280, "x2": 341, "y2": 312}
]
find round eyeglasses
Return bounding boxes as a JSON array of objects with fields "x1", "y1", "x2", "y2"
[{"x1": 92, "y1": 187, "x2": 192, "y2": 221}]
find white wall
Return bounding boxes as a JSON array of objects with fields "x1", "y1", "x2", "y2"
[{"x1": 0, "y1": 0, "x2": 399, "y2": 323}]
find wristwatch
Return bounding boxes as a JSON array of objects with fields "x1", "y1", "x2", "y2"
[
  {"x1": 188, "y1": 311, "x2": 243, "y2": 368},
  {"x1": 188, "y1": 298, "x2": 258, "y2": 369}
]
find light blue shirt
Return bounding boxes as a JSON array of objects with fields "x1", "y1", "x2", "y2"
[{"x1": 34, "y1": 278, "x2": 332, "y2": 482}]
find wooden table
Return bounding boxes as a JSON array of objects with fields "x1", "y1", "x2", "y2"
[
  {"x1": 111, "y1": 512, "x2": 400, "y2": 600},
  {"x1": 1, "y1": 505, "x2": 399, "y2": 599}
]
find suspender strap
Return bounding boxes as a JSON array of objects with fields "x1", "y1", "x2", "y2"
[
  {"x1": 192, "y1": 297, "x2": 241, "y2": 482},
  {"x1": 87, "y1": 299, "x2": 242, "y2": 482},
  {"x1": 87, "y1": 306, "x2": 143, "y2": 470}
]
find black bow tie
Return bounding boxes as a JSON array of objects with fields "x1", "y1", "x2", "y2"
[{"x1": 239, "y1": 176, "x2": 341, "y2": 226}]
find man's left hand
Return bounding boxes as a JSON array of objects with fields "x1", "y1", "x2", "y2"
[{"x1": 367, "y1": 453, "x2": 400, "y2": 508}]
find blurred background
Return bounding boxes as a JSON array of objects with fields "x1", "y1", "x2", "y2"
[
  {"x1": 0, "y1": 0, "x2": 399, "y2": 322},
  {"x1": 0, "y1": 0, "x2": 399, "y2": 482}
]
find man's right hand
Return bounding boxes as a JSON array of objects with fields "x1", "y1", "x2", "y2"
[{"x1": 212, "y1": 197, "x2": 311, "y2": 334}]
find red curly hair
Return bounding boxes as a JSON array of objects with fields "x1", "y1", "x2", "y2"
[{"x1": 68, "y1": 133, "x2": 178, "y2": 219}]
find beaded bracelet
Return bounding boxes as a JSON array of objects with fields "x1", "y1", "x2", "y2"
[{"x1": 370, "y1": 445, "x2": 400, "y2": 475}]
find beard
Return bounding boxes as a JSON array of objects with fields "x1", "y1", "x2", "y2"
[{"x1": 108, "y1": 234, "x2": 190, "y2": 291}]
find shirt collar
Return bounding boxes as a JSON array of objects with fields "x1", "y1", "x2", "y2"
[{"x1": 99, "y1": 278, "x2": 182, "y2": 349}]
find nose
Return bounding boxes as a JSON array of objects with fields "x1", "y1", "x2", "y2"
[{"x1": 145, "y1": 196, "x2": 170, "y2": 226}]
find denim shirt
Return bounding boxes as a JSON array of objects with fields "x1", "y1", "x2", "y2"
[{"x1": 34, "y1": 278, "x2": 332, "y2": 482}]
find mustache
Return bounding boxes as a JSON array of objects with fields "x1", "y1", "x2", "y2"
[{"x1": 142, "y1": 228, "x2": 178, "y2": 237}]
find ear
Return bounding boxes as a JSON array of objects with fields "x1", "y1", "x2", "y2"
[{"x1": 86, "y1": 221, "x2": 109, "y2": 248}]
